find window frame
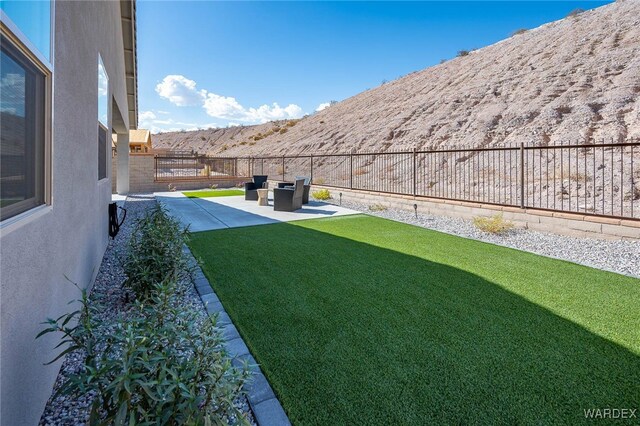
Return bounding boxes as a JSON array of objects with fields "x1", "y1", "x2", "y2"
[
  {"x1": 0, "y1": 18, "x2": 52, "y2": 224},
  {"x1": 97, "y1": 54, "x2": 109, "y2": 181}
]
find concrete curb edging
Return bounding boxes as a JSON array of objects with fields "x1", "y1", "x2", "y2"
[{"x1": 182, "y1": 245, "x2": 291, "y2": 426}]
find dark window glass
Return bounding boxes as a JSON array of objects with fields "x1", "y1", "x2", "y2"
[
  {"x1": 98, "y1": 124, "x2": 106, "y2": 180},
  {"x1": 0, "y1": 36, "x2": 45, "y2": 221}
]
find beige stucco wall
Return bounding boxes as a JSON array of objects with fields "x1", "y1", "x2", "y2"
[{"x1": 0, "y1": 2, "x2": 132, "y2": 424}]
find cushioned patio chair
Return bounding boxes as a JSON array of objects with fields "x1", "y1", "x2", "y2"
[
  {"x1": 274, "y1": 178, "x2": 305, "y2": 212},
  {"x1": 244, "y1": 175, "x2": 268, "y2": 201},
  {"x1": 277, "y1": 176, "x2": 311, "y2": 204}
]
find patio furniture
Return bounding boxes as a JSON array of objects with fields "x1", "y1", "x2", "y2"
[
  {"x1": 274, "y1": 178, "x2": 305, "y2": 212},
  {"x1": 277, "y1": 176, "x2": 311, "y2": 204},
  {"x1": 257, "y1": 188, "x2": 269, "y2": 206},
  {"x1": 244, "y1": 175, "x2": 268, "y2": 201}
]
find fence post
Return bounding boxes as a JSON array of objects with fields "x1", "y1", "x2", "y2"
[
  {"x1": 310, "y1": 155, "x2": 314, "y2": 183},
  {"x1": 350, "y1": 151, "x2": 353, "y2": 189},
  {"x1": 282, "y1": 156, "x2": 285, "y2": 181},
  {"x1": 520, "y1": 143, "x2": 525, "y2": 209},
  {"x1": 413, "y1": 148, "x2": 417, "y2": 197}
]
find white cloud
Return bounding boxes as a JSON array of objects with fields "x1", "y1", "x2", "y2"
[
  {"x1": 203, "y1": 93, "x2": 304, "y2": 123},
  {"x1": 155, "y1": 75, "x2": 206, "y2": 106},
  {"x1": 155, "y1": 74, "x2": 305, "y2": 125},
  {"x1": 139, "y1": 110, "x2": 193, "y2": 133},
  {"x1": 244, "y1": 103, "x2": 304, "y2": 123},
  {"x1": 202, "y1": 93, "x2": 246, "y2": 120},
  {"x1": 316, "y1": 102, "x2": 331, "y2": 112},
  {"x1": 139, "y1": 110, "x2": 156, "y2": 121}
]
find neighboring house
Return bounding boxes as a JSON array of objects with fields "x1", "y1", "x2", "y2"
[
  {"x1": 0, "y1": 2, "x2": 137, "y2": 425},
  {"x1": 129, "y1": 128, "x2": 151, "y2": 152}
]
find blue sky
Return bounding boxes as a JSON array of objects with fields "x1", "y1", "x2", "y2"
[{"x1": 137, "y1": 0, "x2": 611, "y2": 133}]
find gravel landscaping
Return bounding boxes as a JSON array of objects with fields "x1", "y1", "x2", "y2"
[
  {"x1": 319, "y1": 197, "x2": 640, "y2": 278},
  {"x1": 39, "y1": 195, "x2": 255, "y2": 426}
]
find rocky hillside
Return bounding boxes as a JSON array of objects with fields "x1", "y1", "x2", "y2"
[{"x1": 153, "y1": 0, "x2": 640, "y2": 156}]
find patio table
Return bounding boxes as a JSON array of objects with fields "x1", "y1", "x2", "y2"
[{"x1": 257, "y1": 188, "x2": 269, "y2": 206}]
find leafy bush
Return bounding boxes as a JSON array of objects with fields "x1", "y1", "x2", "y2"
[
  {"x1": 123, "y1": 205, "x2": 189, "y2": 298},
  {"x1": 457, "y1": 50, "x2": 470, "y2": 57},
  {"x1": 567, "y1": 8, "x2": 584, "y2": 18},
  {"x1": 473, "y1": 214, "x2": 514, "y2": 234},
  {"x1": 368, "y1": 204, "x2": 387, "y2": 212},
  {"x1": 38, "y1": 277, "x2": 251, "y2": 425},
  {"x1": 312, "y1": 189, "x2": 331, "y2": 200}
]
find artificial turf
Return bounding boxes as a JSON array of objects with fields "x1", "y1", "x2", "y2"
[
  {"x1": 188, "y1": 214, "x2": 640, "y2": 425},
  {"x1": 182, "y1": 189, "x2": 244, "y2": 198}
]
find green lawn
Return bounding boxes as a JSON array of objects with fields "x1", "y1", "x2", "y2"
[
  {"x1": 182, "y1": 189, "x2": 244, "y2": 198},
  {"x1": 189, "y1": 215, "x2": 640, "y2": 425}
]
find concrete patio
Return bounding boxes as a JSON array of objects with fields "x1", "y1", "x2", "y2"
[{"x1": 155, "y1": 191, "x2": 358, "y2": 232}]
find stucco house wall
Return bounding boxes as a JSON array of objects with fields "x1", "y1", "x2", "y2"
[{"x1": 0, "y1": 2, "x2": 135, "y2": 425}]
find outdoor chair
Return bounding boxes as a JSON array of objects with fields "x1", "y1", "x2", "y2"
[
  {"x1": 244, "y1": 175, "x2": 268, "y2": 201},
  {"x1": 274, "y1": 178, "x2": 305, "y2": 212},
  {"x1": 277, "y1": 176, "x2": 311, "y2": 204}
]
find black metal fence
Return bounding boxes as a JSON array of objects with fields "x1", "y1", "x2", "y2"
[
  {"x1": 155, "y1": 139, "x2": 639, "y2": 220},
  {"x1": 154, "y1": 155, "x2": 248, "y2": 181}
]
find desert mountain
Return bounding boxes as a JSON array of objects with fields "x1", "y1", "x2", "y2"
[{"x1": 153, "y1": 0, "x2": 640, "y2": 156}]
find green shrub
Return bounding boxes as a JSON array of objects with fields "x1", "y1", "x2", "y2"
[
  {"x1": 457, "y1": 50, "x2": 470, "y2": 57},
  {"x1": 368, "y1": 204, "x2": 387, "y2": 212},
  {"x1": 312, "y1": 189, "x2": 331, "y2": 200},
  {"x1": 123, "y1": 205, "x2": 189, "y2": 298},
  {"x1": 473, "y1": 214, "x2": 514, "y2": 234},
  {"x1": 38, "y1": 277, "x2": 251, "y2": 425}
]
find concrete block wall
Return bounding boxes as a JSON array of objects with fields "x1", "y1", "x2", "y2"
[
  {"x1": 311, "y1": 186, "x2": 640, "y2": 241},
  {"x1": 123, "y1": 154, "x2": 245, "y2": 193}
]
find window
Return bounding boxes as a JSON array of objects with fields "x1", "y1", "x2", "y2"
[
  {"x1": 98, "y1": 124, "x2": 107, "y2": 180},
  {"x1": 97, "y1": 55, "x2": 108, "y2": 180},
  {"x1": 0, "y1": 1, "x2": 51, "y2": 61},
  {"x1": 0, "y1": 35, "x2": 46, "y2": 221}
]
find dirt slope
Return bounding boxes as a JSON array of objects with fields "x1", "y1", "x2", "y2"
[{"x1": 153, "y1": 0, "x2": 640, "y2": 156}]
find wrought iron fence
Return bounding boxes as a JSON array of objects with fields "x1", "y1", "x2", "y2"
[
  {"x1": 154, "y1": 155, "x2": 248, "y2": 181},
  {"x1": 155, "y1": 139, "x2": 639, "y2": 220}
]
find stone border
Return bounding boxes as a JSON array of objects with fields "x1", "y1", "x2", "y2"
[
  {"x1": 181, "y1": 245, "x2": 291, "y2": 426},
  {"x1": 312, "y1": 186, "x2": 640, "y2": 240}
]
